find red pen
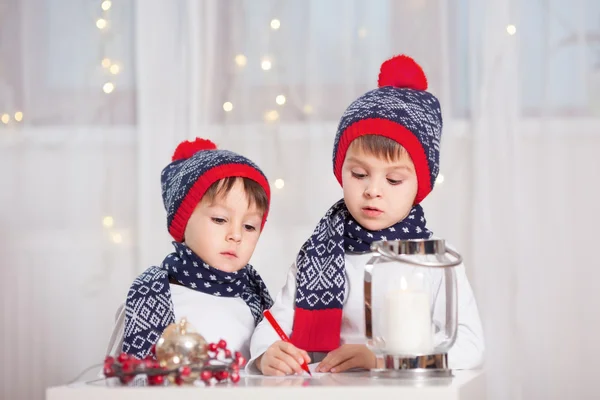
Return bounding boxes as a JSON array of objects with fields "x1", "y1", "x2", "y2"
[{"x1": 263, "y1": 309, "x2": 312, "y2": 376}]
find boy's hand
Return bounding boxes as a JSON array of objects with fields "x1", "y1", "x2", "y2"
[
  {"x1": 316, "y1": 344, "x2": 376, "y2": 373},
  {"x1": 258, "y1": 341, "x2": 311, "y2": 376}
]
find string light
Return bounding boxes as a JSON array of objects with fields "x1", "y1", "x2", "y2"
[
  {"x1": 264, "y1": 110, "x2": 279, "y2": 122},
  {"x1": 234, "y1": 54, "x2": 247, "y2": 67},
  {"x1": 261, "y1": 59, "x2": 272, "y2": 71},
  {"x1": 506, "y1": 25, "x2": 516, "y2": 35},
  {"x1": 111, "y1": 233, "x2": 123, "y2": 244},
  {"x1": 270, "y1": 19, "x2": 281, "y2": 30},
  {"x1": 103, "y1": 82, "x2": 115, "y2": 94},
  {"x1": 14, "y1": 112, "x2": 23, "y2": 122},
  {"x1": 103, "y1": 216, "x2": 115, "y2": 228},
  {"x1": 223, "y1": 102, "x2": 234, "y2": 112},
  {"x1": 275, "y1": 95, "x2": 286, "y2": 105},
  {"x1": 436, "y1": 174, "x2": 445, "y2": 184},
  {"x1": 96, "y1": 18, "x2": 107, "y2": 29},
  {"x1": 98, "y1": 3, "x2": 120, "y2": 94},
  {"x1": 274, "y1": 179, "x2": 285, "y2": 189},
  {"x1": 1, "y1": 114, "x2": 9, "y2": 124}
]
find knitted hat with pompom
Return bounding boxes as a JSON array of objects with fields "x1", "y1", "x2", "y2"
[
  {"x1": 332, "y1": 55, "x2": 443, "y2": 204},
  {"x1": 161, "y1": 138, "x2": 270, "y2": 241}
]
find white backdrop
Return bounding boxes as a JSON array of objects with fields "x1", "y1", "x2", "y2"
[{"x1": 1, "y1": 0, "x2": 599, "y2": 399}]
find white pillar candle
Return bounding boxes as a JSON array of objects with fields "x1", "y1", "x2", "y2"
[{"x1": 383, "y1": 277, "x2": 433, "y2": 355}]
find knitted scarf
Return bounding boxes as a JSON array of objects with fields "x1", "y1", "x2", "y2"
[
  {"x1": 291, "y1": 199, "x2": 431, "y2": 351},
  {"x1": 122, "y1": 242, "x2": 273, "y2": 359}
]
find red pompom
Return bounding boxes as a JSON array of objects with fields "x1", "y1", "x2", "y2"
[
  {"x1": 172, "y1": 138, "x2": 217, "y2": 162},
  {"x1": 377, "y1": 54, "x2": 428, "y2": 91}
]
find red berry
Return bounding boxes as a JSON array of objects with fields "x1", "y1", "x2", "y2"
[
  {"x1": 175, "y1": 376, "x2": 184, "y2": 386},
  {"x1": 230, "y1": 372, "x2": 240, "y2": 383},
  {"x1": 215, "y1": 370, "x2": 229, "y2": 381},
  {"x1": 200, "y1": 370, "x2": 212, "y2": 382},
  {"x1": 150, "y1": 344, "x2": 156, "y2": 355},
  {"x1": 224, "y1": 349, "x2": 232, "y2": 358},
  {"x1": 117, "y1": 353, "x2": 130, "y2": 363},
  {"x1": 104, "y1": 356, "x2": 115, "y2": 365},
  {"x1": 180, "y1": 366, "x2": 191, "y2": 377},
  {"x1": 130, "y1": 358, "x2": 142, "y2": 367},
  {"x1": 120, "y1": 376, "x2": 134, "y2": 385},
  {"x1": 234, "y1": 351, "x2": 242, "y2": 359},
  {"x1": 217, "y1": 339, "x2": 227, "y2": 349},
  {"x1": 231, "y1": 364, "x2": 239, "y2": 372},
  {"x1": 122, "y1": 360, "x2": 134, "y2": 373},
  {"x1": 236, "y1": 356, "x2": 246, "y2": 367},
  {"x1": 103, "y1": 366, "x2": 114, "y2": 377},
  {"x1": 148, "y1": 375, "x2": 164, "y2": 385},
  {"x1": 208, "y1": 343, "x2": 218, "y2": 352}
]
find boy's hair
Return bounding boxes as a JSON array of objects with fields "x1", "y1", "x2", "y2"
[
  {"x1": 349, "y1": 135, "x2": 408, "y2": 163},
  {"x1": 204, "y1": 177, "x2": 269, "y2": 215}
]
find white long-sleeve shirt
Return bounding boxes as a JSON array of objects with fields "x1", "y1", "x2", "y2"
[
  {"x1": 106, "y1": 283, "x2": 256, "y2": 359},
  {"x1": 247, "y1": 251, "x2": 484, "y2": 373}
]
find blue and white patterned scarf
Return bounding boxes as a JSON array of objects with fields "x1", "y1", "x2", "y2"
[
  {"x1": 122, "y1": 242, "x2": 273, "y2": 359},
  {"x1": 290, "y1": 199, "x2": 432, "y2": 351}
]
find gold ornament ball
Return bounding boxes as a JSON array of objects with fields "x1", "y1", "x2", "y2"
[{"x1": 155, "y1": 318, "x2": 208, "y2": 383}]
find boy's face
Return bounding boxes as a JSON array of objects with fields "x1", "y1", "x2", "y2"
[
  {"x1": 184, "y1": 180, "x2": 263, "y2": 273},
  {"x1": 341, "y1": 143, "x2": 418, "y2": 231}
]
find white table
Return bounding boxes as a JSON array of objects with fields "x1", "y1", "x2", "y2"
[{"x1": 47, "y1": 370, "x2": 486, "y2": 400}]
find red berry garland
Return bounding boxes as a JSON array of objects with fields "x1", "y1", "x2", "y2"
[{"x1": 103, "y1": 339, "x2": 245, "y2": 386}]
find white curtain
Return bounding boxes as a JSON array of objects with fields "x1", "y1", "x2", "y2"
[
  {"x1": 468, "y1": 1, "x2": 600, "y2": 399},
  {"x1": 1, "y1": 1, "x2": 138, "y2": 400},
  {"x1": 1, "y1": 1, "x2": 599, "y2": 399}
]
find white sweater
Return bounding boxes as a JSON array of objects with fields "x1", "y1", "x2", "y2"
[
  {"x1": 247, "y1": 252, "x2": 485, "y2": 373},
  {"x1": 106, "y1": 283, "x2": 256, "y2": 359}
]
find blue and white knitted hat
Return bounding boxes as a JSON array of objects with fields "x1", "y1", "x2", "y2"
[
  {"x1": 161, "y1": 138, "x2": 271, "y2": 241},
  {"x1": 332, "y1": 55, "x2": 443, "y2": 204}
]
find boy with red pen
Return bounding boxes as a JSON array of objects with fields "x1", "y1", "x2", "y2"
[{"x1": 247, "y1": 55, "x2": 484, "y2": 376}]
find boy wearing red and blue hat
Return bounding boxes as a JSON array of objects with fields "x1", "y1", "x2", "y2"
[
  {"x1": 107, "y1": 138, "x2": 274, "y2": 361},
  {"x1": 250, "y1": 55, "x2": 484, "y2": 375}
]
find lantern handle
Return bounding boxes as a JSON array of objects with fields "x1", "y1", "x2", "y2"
[{"x1": 374, "y1": 245, "x2": 463, "y2": 268}]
